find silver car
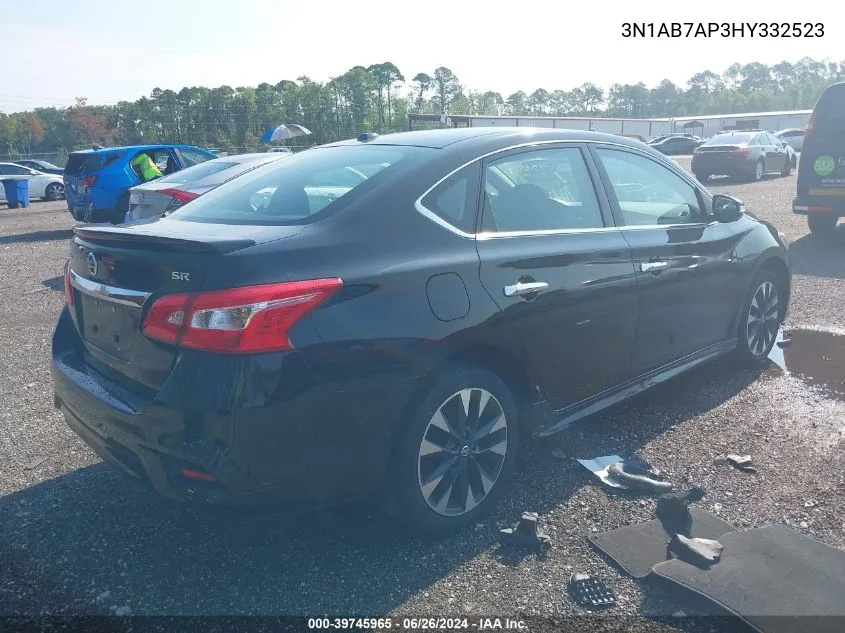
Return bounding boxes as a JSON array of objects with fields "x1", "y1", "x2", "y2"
[
  {"x1": 774, "y1": 128, "x2": 805, "y2": 152},
  {"x1": 124, "y1": 153, "x2": 290, "y2": 224}
]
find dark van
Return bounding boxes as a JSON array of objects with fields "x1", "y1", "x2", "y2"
[{"x1": 793, "y1": 82, "x2": 845, "y2": 235}]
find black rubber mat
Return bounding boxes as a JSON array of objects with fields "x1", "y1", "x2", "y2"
[
  {"x1": 652, "y1": 524, "x2": 845, "y2": 633},
  {"x1": 589, "y1": 508, "x2": 735, "y2": 578}
]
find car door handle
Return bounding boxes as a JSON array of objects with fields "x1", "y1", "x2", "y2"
[
  {"x1": 640, "y1": 261, "x2": 669, "y2": 272},
  {"x1": 503, "y1": 281, "x2": 549, "y2": 297}
]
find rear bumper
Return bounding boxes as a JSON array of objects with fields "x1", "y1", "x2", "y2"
[
  {"x1": 691, "y1": 156, "x2": 756, "y2": 175},
  {"x1": 792, "y1": 196, "x2": 845, "y2": 216},
  {"x1": 51, "y1": 309, "x2": 419, "y2": 508}
]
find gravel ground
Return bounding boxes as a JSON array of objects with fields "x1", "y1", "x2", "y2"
[{"x1": 1, "y1": 163, "x2": 844, "y2": 631}]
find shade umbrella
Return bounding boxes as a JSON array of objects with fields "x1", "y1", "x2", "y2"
[{"x1": 260, "y1": 124, "x2": 312, "y2": 143}]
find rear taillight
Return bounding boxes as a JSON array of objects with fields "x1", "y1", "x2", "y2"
[
  {"x1": 728, "y1": 148, "x2": 751, "y2": 156},
  {"x1": 63, "y1": 260, "x2": 74, "y2": 307},
  {"x1": 180, "y1": 468, "x2": 216, "y2": 482},
  {"x1": 83, "y1": 175, "x2": 98, "y2": 188},
  {"x1": 805, "y1": 111, "x2": 816, "y2": 137},
  {"x1": 160, "y1": 188, "x2": 200, "y2": 204},
  {"x1": 142, "y1": 279, "x2": 343, "y2": 353}
]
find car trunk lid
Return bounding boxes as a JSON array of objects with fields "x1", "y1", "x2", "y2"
[
  {"x1": 66, "y1": 219, "x2": 304, "y2": 392},
  {"x1": 696, "y1": 144, "x2": 745, "y2": 153}
]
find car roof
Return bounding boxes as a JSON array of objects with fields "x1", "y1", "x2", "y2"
[
  {"x1": 323, "y1": 127, "x2": 651, "y2": 151},
  {"x1": 68, "y1": 144, "x2": 210, "y2": 155}
]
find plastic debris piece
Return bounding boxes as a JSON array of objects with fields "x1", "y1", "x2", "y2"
[
  {"x1": 657, "y1": 487, "x2": 706, "y2": 536},
  {"x1": 670, "y1": 534, "x2": 724, "y2": 565},
  {"x1": 607, "y1": 462, "x2": 674, "y2": 494},
  {"x1": 499, "y1": 511, "x2": 551, "y2": 549},
  {"x1": 24, "y1": 457, "x2": 49, "y2": 471},
  {"x1": 569, "y1": 573, "x2": 616, "y2": 608}
]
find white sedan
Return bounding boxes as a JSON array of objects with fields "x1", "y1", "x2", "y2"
[{"x1": 0, "y1": 162, "x2": 65, "y2": 202}]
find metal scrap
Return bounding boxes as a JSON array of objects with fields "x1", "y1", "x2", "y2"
[{"x1": 576, "y1": 454, "x2": 667, "y2": 491}]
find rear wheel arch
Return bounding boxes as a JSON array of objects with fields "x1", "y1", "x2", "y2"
[
  {"x1": 441, "y1": 345, "x2": 535, "y2": 411},
  {"x1": 392, "y1": 343, "x2": 537, "y2": 441}
]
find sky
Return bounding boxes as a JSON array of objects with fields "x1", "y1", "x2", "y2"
[{"x1": 3, "y1": 0, "x2": 840, "y2": 112}]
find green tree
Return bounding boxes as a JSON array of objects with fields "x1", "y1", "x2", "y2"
[
  {"x1": 432, "y1": 67, "x2": 461, "y2": 114},
  {"x1": 411, "y1": 73, "x2": 432, "y2": 112}
]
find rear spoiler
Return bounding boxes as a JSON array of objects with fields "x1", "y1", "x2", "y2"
[{"x1": 73, "y1": 225, "x2": 255, "y2": 254}]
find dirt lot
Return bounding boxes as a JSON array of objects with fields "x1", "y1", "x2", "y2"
[{"x1": 1, "y1": 160, "x2": 844, "y2": 629}]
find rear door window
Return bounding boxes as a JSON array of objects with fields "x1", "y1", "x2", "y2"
[
  {"x1": 481, "y1": 147, "x2": 605, "y2": 232},
  {"x1": 147, "y1": 150, "x2": 176, "y2": 174}
]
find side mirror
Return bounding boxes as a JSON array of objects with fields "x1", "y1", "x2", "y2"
[{"x1": 712, "y1": 194, "x2": 743, "y2": 223}]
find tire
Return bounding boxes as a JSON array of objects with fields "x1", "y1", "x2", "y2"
[
  {"x1": 808, "y1": 212, "x2": 838, "y2": 235},
  {"x1": 694, "y1": 172, "x2": 709, "y2": 184},
  {"x1": 734, "y1": 269, "x2": 781, "y2": 367},
  {"x1": 386, "y1": 364, "x2": 520, "y2": 537},
  {"x1": 751, "y1": 159, "x2": 764, "y2": 182},
  {"x1": 45, "y1": 182, "x2": 65, "y2": 201}
]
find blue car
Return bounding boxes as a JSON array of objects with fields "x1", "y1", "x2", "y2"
[{"x1": 63, "y1": 145, "x2": 217, "y2": 223}]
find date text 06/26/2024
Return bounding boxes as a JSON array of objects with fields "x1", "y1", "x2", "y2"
[{"x1": 622, "y1": 22, "x2": 824, "y2": 38}]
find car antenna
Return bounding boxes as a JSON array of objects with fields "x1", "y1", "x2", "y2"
[
  {"x1": 357, "y1": 132, "x2": 379, "y2": 142},
  {"x1": 92, "y1": 143, "x2": 105, "y2": 150}
]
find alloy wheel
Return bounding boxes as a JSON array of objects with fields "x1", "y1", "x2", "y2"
[
  {"x1": 417, "y1": 387, "x2": 508, "y2": 517},
  {"x1": 46, "y1": 183, "x2": 65, "y2": 201},
  {"x1": 746, "y1": 281, "x2": 779, "y2": 356},
  {"x1": 755, "y1": 161, "x2": 764, "y2": 180}
]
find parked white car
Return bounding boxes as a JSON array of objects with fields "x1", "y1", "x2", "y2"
[
  {"x1": 0, "y1": 162, "x2": 65, "y2": 201},
  {"x1": 774, "y1": 128, "x2": 805, "y2": 152}
]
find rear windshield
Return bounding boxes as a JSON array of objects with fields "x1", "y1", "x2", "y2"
[
  {"x1": 706, "y1": 133, "x2": 755, "y2": 145},
  {"x1": 169, "y1": 145, "x2": 428, "y2": 225},
  {"x1": 814, "y1": 84, "x2": 845, "y2": 132},
  {"x1": 65, "y1": 151, "x2": 124, "y2": 174},
  {"x1": 64, "y1": 153, "x2": 101, "y2": 174},
  {"x1": 156, "y1": 160, "x2": 238, "y2": 183}
]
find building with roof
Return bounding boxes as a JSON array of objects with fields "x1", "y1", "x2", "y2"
[{"x1": 408, "y1": 110, "x2": 812, "y2": 139}]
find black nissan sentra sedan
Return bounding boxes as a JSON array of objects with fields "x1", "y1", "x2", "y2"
[{"x1": 52, "y1": 128, "x2": 790, "y2": 536}]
